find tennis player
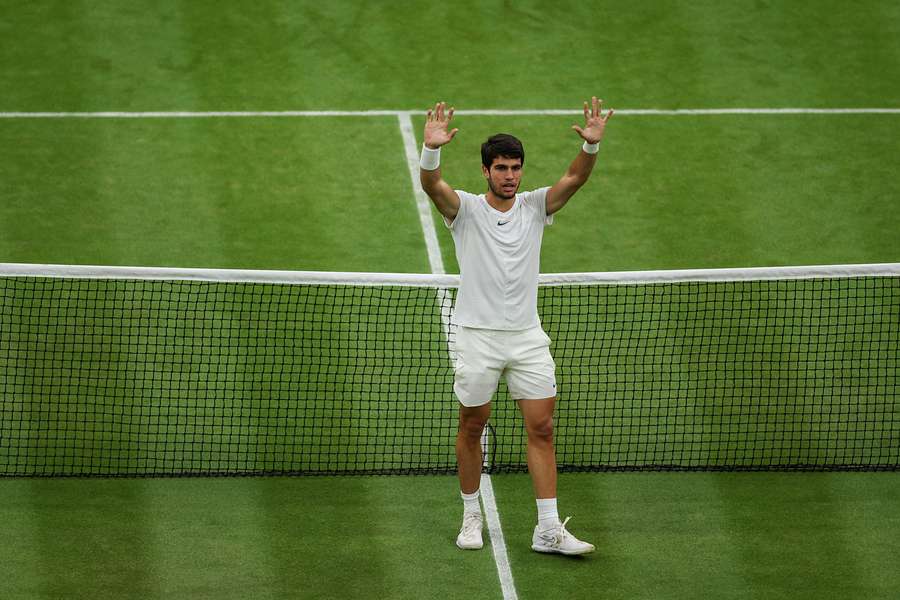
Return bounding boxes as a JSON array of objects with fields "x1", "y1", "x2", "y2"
[{"x1": 419, "y1": 97, "x2": 613, "y2": 555}]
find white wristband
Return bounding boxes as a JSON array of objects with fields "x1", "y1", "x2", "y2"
[
  {"x1": 420, "y1": 144, "x2": 441, "y2": 170},
  {"x1": 582, "y1": 140, "x2": 600, "y2": 155}
]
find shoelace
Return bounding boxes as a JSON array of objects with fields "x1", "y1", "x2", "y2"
[
  {"x1": 542, "y1": 516, "x2": 574, "y2": 546},
  {"x1": 461, "y1": 513, "x2": 482, "y2": 537}
]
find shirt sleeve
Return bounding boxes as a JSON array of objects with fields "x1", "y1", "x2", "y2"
[
  {"x1": 443, "y1": 190, "x2": 471, "y2": 230},
  {"x1": 525, "y1": 187, "x2": 553, "y2": 226}
]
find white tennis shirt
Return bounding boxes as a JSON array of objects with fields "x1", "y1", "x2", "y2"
[{"x1": 443, "y1": 187, "x2": 553, "y2": 330}]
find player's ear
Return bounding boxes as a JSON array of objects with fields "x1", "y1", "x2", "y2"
[{"x1": 482, "y1": 164, "x2": 490, "y2": 178}]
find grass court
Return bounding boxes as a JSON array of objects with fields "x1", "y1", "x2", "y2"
[{"x1": 1, "y1": 1, "x2": 899, "y2": 598}]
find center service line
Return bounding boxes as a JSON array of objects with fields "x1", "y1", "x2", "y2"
[{"x1": 397, "y1": 112, "x2": 518, "y2": 600}]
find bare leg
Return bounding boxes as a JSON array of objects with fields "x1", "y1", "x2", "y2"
[
  {"x1": 456, "y1": 403, "x2": 491, "y2": 494},
  {"x1": 517, "y1": 397, "x2": 557, "y2": 499}
]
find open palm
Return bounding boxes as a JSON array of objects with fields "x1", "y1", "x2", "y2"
[
  {"x1": 424, "y1": 102, "x2": 459, "y2": 149},
  {"x1": 572, "y1": 96, "x2": 614, "y2": 144}
]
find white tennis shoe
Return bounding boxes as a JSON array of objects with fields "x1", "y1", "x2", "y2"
[
  {"x1": 456, "y1": 512, "x2": 484, "y2": 550},
  {"x1": 531, "y1": 517, "x2": 595, "y2": 555}
]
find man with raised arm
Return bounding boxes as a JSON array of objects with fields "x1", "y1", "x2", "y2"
[{"x1": 419, "y1": 98, "x2": 614, "y2": 555}]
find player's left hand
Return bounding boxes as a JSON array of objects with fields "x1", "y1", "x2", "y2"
[{"x1": 572, "y1": 96, "x2": 614, "y2": 144}]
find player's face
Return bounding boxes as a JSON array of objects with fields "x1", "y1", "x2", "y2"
[{"x1": 483, "y1": 156, "x2": 523, "y2": 200}]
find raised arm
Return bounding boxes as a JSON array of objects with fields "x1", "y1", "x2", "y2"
[
  {"x1": 546, "y1": 96, "x2": 614, "y2": 215},
  {"x1": 419, "y1": 102, "x2": 461, "y2": 222}
]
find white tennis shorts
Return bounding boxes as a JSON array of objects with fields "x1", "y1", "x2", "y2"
[{"x1": 453, "y1": 326, "x2": 558, "y2": 407}]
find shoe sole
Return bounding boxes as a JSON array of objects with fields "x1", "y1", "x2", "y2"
[
  {"x1": 457, "y1": 540, "x2": 484, "y2": 550},
  {"x1": 531, "y1": 544, "x2": 595, "y2": 555}
]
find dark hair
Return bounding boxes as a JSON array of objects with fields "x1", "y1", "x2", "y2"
[{"x1": 481, "y1": 133, "x2": 525, "y2": 169}]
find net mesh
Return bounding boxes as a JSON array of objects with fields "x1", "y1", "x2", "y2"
[{"x1": 1, "y1": 267, "x2": 898, "y2": 476}]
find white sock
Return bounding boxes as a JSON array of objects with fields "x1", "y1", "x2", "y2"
[
  {"x1": 536, "y1": 498, "x2": 561, "y2": 530},
  {"x1": 461, "y1": 490, "x2": 481, "y2": 516}
]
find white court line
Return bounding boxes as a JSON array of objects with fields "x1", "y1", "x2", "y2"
[
  {"x1": 479, "y1": 473, "x2": 517, "y2": 600},
  {"x1": 397, "y1": 112, "x2": 445, "y2": 276},
  {"x1": 1, "y1": 107, "x2": 899, "y2": 118},
  {"x1": 396, "y1": 113, "x2": 518, "y2": 600}
]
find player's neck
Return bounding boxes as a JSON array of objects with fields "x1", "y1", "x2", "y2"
[{"x1": 485, "y1": 190, "x2": 516, "y2": 212}]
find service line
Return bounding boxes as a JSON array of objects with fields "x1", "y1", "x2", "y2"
[{"x1": 2, "y1": 107, "x2": 899, "y2": 118}]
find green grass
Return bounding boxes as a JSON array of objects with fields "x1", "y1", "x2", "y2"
[
  {"x1": 494, "y1": 472, "x2": 900, "y2": 599},
  {"x1": 2, "y1": 1, "x2": 899, "y2": 111},
  {"x1": 1, "y1": 1, "x2": 899, "y2": 599},
  {"x1": 1, "y1": 474, "x2": 898, "y2": 599},
  {"x1": 0, "y1": 477, "x2": 500, "y2": 599},
  {"x1": 0, "y1": 117, "x2": 427, "y2": 272},
  {"x1": 4, "y1": 112, "x2": 897, "y2": 273},
  {"x1": 424, "y1": 113, "x2": 900, "y2": 273}
]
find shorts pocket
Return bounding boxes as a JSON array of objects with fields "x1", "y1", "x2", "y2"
[
  {"x1": 454, "y1": 352, "x2": 466, "y2": 374},
  {"x1": 451, "y1": 327, "x2": 466, "y2": 369}
]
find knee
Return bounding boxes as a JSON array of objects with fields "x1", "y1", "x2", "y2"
[
  {"x1": 527, "y1": 417, "x2": 554, "y2": 443},
  {"x1": 458, "y1": 415, "x2": 487, "y2": 441}
]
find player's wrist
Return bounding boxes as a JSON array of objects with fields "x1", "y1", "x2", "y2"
[
  {"x1": 582, "y1": 140, "x2": 600, "y2": 154},
  {"x1": 420, "y1": 144, "x2": 441, "y2": 170}
]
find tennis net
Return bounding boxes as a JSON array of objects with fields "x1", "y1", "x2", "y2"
[{"x1": 1, "y1": 262, "x2": 898, "y2": 476}]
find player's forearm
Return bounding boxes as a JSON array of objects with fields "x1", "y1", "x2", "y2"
[
  {"x1": 419, "y1": 167, "x2": 460, "y2": 219},
  {"x1": 546, "y1": 146, "x2": 600, "y2": 214},
  {"x1": 565, "y1": 150, "x2": 598, "y2": 187},
  {"x1": 420, "y1": 167, "x2": 444, "y2": 195}
]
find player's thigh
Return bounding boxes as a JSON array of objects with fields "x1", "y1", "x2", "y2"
[
  {"x1": 454, "y1": 326, "x2": 503, "y2": 407},
  {"x1": 505, "y1": 327, "x2": 557, "y2": 401}
]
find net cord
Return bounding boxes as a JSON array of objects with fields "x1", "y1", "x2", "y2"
[{"x1": 1, "y1": 262, "x2": 898, "y2": 287}]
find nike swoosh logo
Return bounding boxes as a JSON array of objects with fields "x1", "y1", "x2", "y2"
[{"x1": 497, "y1": 220, "x2": 510, "y2": 226}]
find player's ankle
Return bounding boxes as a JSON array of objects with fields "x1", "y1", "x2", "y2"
[
  {"x1": 536, "y1": 497, "x2": 560, "y2": 530},
  {"x1": 461, "y1": 489, "x2": 482, "y2": 515}
]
